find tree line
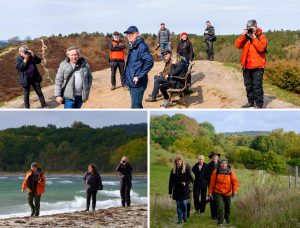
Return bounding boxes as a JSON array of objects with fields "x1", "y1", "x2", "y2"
[
  {"x1": 0, "y1": 122, "x2": 147, "y2": 173},
  {"x1": 151, "y1": 114, "x2": 300, "y2": 174}
]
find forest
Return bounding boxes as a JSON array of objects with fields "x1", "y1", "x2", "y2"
[
  {"x1": 151, "y1": 114, "x2": 300, "y2": 174},
  {"x1": 0, "y1": 122, "x2": 147, "y2": 173}
]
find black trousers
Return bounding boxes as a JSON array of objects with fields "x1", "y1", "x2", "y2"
[
  {"x1": 210, "y1": 193, "x2": 218, "y2": 219},
  {"x1": 86, "y1": 190, "x2": 97, "y2": 210},
  {"x1": 193, "y1": 187, "x2": 207, "y2": 213},
  {"x1": 110, "y1": 61, "x2": 125, "y2": 87},
  {"x1": 120, "y1": 175, "x2": 131, "y2": 206},
  {"x1": 243, "y1": 68, "x2": 264, "y2": 107},
  {"x1": 216, "y1": 194, "x2": 231, "y2": 224},
  {"x1": 205, "y1": 40, "x2": 214, "y2": 61},
  {"x1": 28, "y1": 192, "x2": 41, "y2": 216},
  {"x1": 151, "y1": 75, "x2": 166, "y2": 98},
  {"x1": 22, "y1": 78, "x2": 46, "y2": 108}
]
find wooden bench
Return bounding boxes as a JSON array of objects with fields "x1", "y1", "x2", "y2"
[{"x1": 167, "y1": 62, "x2": 195, "y2": 108}]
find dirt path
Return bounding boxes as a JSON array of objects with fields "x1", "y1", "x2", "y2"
[
  {"x1": 2, "y1": 60, "x2": 298, "y2": 109},
  {"x1": 0, "y1": 204, "x2": 147, "y2": 228},
  {"x1": 40, "y1": 39, "x2": 52, "y2": 83}
]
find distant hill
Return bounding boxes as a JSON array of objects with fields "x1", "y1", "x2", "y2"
[
  {"x1": 222, "y1": 131, "x2": 271, "y2": 136},
  {"x1": 0, "y1": 41, "x2": 8, "y2": 47}
]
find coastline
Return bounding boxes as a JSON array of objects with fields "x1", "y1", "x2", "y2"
[{"x1": 0, "y1": 204, "x2": 147, "y2": 228}]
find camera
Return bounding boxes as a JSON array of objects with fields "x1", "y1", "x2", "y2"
[
  {"x1": 24, "y1": 50, "x2": 31, "y2": 55},
  {"x1": 122, "y1": 160, "x2": 126, "y2": 164},
  {"x1": 247, "y1": 28, "x2": 254, "y2": 34}
]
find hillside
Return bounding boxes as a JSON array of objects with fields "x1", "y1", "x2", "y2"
[{"x1": 0, "y1": 122, "x2": 147, "y2": 172}]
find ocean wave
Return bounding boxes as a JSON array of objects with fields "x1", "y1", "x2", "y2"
[
  {"x1": 57, "y1": 180, "x2": 73, "y2": 184},
  {"x1": 102, "y1": 181, "x2": 118, "y2": 186},
  {"x1": 99, "y1": 190, "x2": 139, "y2": 198},
  {"x1": 0, "y1": 195, "x2": 147, "y2": 219},
  {"x1": 0, "y1": 177, "x2": 8, "y2": 179},
  {"x1": 46, "y1": 180, "x2": 53, "y2": 185}
]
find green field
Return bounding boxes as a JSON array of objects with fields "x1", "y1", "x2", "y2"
[{"x1": 150, "y1": 144, "x2": 300, "y2": 228}]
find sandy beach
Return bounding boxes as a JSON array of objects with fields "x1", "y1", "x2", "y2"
[{"x1": 0, "y1": 204, "x2": 147, "y2": 228}]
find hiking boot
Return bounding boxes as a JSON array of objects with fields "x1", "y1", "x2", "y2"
[
  {"x1": 176, "y1": 220, "x2": 182, "y2": 224},
  {"x1": 84, "y1": 209, "x2": 89, "y2": 212},
  {"x1": 92, "y1": 208, "x2": 95, "y2": 211},
  {"x1": 30, "y1": 211, "x2": 35, "y2": 217},
  {"x1": 254, "y1": 105, "x2": 263, "y2": 109},
  {"x1": 241, "y1": 102, "x2": 254, "y2": 108},
  {"x1": 145, "y1": 97, "x2": 157, "y2": 102},
  {"x1": 110, "y1": 86, "x2": 116, "y2": 90},
  {"x1": 34, "y1": 213, "x2": 39, "y2": 217},
  {"x1": 183, "y1": 218, "x2": 187, "y2": 223}
]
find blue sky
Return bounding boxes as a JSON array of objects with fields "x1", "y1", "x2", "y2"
[
  {"x1": 150, "y1": 110, "x2": 300, "y2": 133},
  {"x1": 0, "y1": 111, "x2": 147, "y2": 129},
  {"x1": 1, "y1": 0, "x2": 299, "y2": 40}
]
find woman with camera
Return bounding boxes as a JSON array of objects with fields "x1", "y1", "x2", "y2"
[
  {"x1": 83, "y1": 164, "x2": 103, "y2": 211},
  {"x1": 16, "y1": 45, "x2": 48, "y2": 109},
  {"x1": 116, "y1": 156, "x2": 133, "y2": 207}
]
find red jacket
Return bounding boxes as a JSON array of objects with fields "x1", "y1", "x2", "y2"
[
  {"x1": 22, "y1": 169, "x2": 46, "y2": 195},
  {"x1": 235, "y1": 28, "x2": 267, "y2": 69}
]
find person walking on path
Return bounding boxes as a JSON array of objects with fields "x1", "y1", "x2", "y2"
[{"x1": 204, "y1": 21, "x2": 216, "y2": 61}]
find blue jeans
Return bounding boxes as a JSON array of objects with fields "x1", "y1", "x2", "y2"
[
  {"x1": 160, "y1": 43, "x2": 170, "y2": 61},
  {"x1": 64, "y1": 96, "x2": 83, "y2": 109},
  {"x1": 129, "y1": 85, "x2": 147, "y2": 109},
  {"x1": 176, "y1": 200, "x2": 187, "y2": 222}
]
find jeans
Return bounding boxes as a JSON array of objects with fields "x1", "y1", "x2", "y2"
[
  {"x1": 205, "y1": 40, "x2": 214, "y2": 61},
  {"x1": 110, "y1": 61, "x2": 125, "y2": 87},
  {"x1": 64, "y1": 96, "x2": 83, "y2": 109},
  {"x1": 216, "y1": 193, "x2": 231, "y2": 224},
  {"x1": 160, "y1": 43, "x2": 170, "y2": 61},
  {"x1": 176, "y1": 200, "x2": 187, "y2": 222},
  {"x1": 129, "y1": 85, "x2": 147, "y2": 109},
  {"x1": 243, "y1": 68, "x2": 264, "y2": 107},
  {"x1": 120, "y1": 175, "x2": 131, "y2": 206},
  {"x1": 28, "y1": 192, "x2": 41, "y2": 216},
  {"x1": 22, "y1": 79, "x2": 46, "y2": 109},
  {"x1": 193, "y1": 187, "x2": 207, "y2": 213},
  {"x1": 151, "y1": 75, "x2": 166, "y2": 98},
  {"x1": 86, "y1": 190, "x2": 97, "y2": 210}
]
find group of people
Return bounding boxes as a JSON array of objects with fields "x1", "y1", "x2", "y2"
[
  {"x1": 21, "y1": 156, "x2": 133, "y2": 216},
  {"x1": 168, "y1": 151, "x2": 238, "y2": 226},
  {"x1": 16, "y1": 19, "x2": 267, "y2": 109}
]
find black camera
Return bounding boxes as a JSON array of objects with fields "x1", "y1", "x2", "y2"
[
  {"x1": 247, "y1": 28, "x2": 254, "y2": 34},
  {"x1": 122, "y1": 160, "x2": 126, "y2": 164},
  {"x1": 24, "y1": 50, "x2": 31, "y2": 55}
]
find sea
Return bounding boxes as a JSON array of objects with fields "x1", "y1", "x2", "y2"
[{"x1": 0, "y1": 174, "x2": 147, "y2": 219}]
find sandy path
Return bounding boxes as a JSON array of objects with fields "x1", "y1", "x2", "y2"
[
  {"x1": 40, "y1": 39, "x2": 53, "y2": 83},
  {"x1": 0, "y1": 204, "x2": 147, "y2": 228},
  {"x1": 2, "y1": 60, "x2": 298, "y2": 109}
]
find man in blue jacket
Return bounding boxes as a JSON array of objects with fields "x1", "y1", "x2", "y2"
[{"x1": 124, "y1": 26, "x2": 154, "y2": 109}]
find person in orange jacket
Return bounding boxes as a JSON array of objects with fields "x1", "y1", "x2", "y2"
[
  {"x1": 21, "y1": 162, "x2": 46, "y2": 216},
  {"x1": 208, "y1": 158, "x2": 238, "y2": 226},
  {"x1": 235, "y1": 19, "x2": 267, "y2": 109}
]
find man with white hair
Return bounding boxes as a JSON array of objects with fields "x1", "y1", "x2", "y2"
[
  {"x1": 55, "y1": 46, "x2": 93, "y2": 109},
  {"x1": 16, "y1": 45, "x2": 48, "y2": 109},
  {"x1": 192, "y1": 155, "x2": 208, "y2": 214}
]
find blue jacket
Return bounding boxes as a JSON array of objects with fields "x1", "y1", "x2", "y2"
[{"x1": 125, "y1": 37, "x2": 154, "y2": 88}]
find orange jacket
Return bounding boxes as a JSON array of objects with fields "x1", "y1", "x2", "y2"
[
  {"x1": 22, "y1": 170, "x2": 46, "y2": 195},
  {"x1": 208, "y1": 168, "x2": 238, "y2": 196},
  {"x1": 109, "y1": 40, "x2": 125, "y2": 61},
  {"x1": 235, "y1": 28, "x2": 267, "y2": 69}
]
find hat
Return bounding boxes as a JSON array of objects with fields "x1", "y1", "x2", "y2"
[
  {"x1": 31, "y1": 162, "x2": 38, "y2": 168},
  {"x1": 161, "y1": 49, "x2": 172, "y2": 55},
  {"x1": 181, "y1": 32, "x2": 187, "y2": 36},
  {"x1": 124, "y1": 26, "x2": 139, "y2": 34},
  {"x1": 247, "y1": 19, "x2": 257, "y2": 28},
  {"x1": 208, "y1": 151, "x2": 221, "y2": 159},
  {"x1": 113, "y1": 31, "x2": 120, "y2": 35}
]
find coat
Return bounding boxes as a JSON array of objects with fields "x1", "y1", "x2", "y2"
[
  {"x1": 124, "y1": 37, "x2": 154, "y2": 88},
  {"x1": 208, "y1": 167, "x2": 239, "y2": 196},
  {"x1": 235, "y1": 28, "x2": 267, "y2": 69},
  {"x1": 54, "y1": 57, "x2": 93, "y2": 102},
  {"x1": 169, "y1": 167, "x2": 193, "y2": 201},
  {"x1": 168, "y1": 59, "x2": 188, "y2": 89},
  {"x1": 16, "y1": 55, "x2": 43, "y2": 86},
  {"x1": 204, "y1": 26, "x2": 216, "y2": 41},
  {"x1": 177, "y1": 39, "x2": 194, "y2": 63},
  {"x1": 192, "y1": 162, "x2": 208, "y2": 194},
  {"x1": 205, "y1": 160, "x2": 220, "y2": 186},
  {"x1": 83, "y1": 171, "x2": 103, "y2": 192},
  {"x1": 22, "y1": 168, "x2": 46, "y2": 195}
]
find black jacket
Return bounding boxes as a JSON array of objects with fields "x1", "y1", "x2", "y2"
[
  {"x1": 177, "y1": 39, "x2": 194, "y2": 63},
  {"x1": 169, "y1": 166, "x2": 193, "y2": 201},
  {"x1": 204, "y1": 26, "x2": 215, "y2": 41},
  {"x1": 192, "y1": 162, "x2": 208, "y2": 192},
  {"x1": 116, "y1": 162, "x2": 133, "y2": 176},
  {"x1": 205, "y1": 160, "x2": 220, "y2": 186},
  {"x1": 169, "y1": 59, "x2": 188, "y2": 89},
  {"x1": 83, "y1": 171, "x2": 103, "y2": 192},
  {"x1": 16, "y1": 55, "x2": 42, "y2": 86}
]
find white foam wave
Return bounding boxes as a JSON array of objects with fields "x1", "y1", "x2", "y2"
[
  {"x1": 46, "y1": 180, "x2": 53, "y2": 185},
  {"x1": 99, "y1": 190, "x2": 139, "y2": 198},
  {"x1": 57, "y1": 180, "x2": 73, "y2": 184},
  {"x1": 0, "y1": 177, "x2": 8, "y2": 179},
  {"x1": 102, "y1": 181, "x2": 118, "y2": 186}
]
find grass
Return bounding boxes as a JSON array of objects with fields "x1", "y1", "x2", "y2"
[
  {"x1": 150, "y1": 144, "x2": 299, "y2": 228},
  {"x1": 223, "y1": 62, "x2": 300, "y2": 107}
]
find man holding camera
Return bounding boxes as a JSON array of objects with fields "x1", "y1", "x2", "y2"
[
  {"x1": 204, "y1": 21, "x2": 216, "y2": 61},
  {"x1": 16, "y1": 45, "x2": 48, "y2": 109},
  {"x1": 235, "y1": 20, "x2": 267, "y2": 109}
]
